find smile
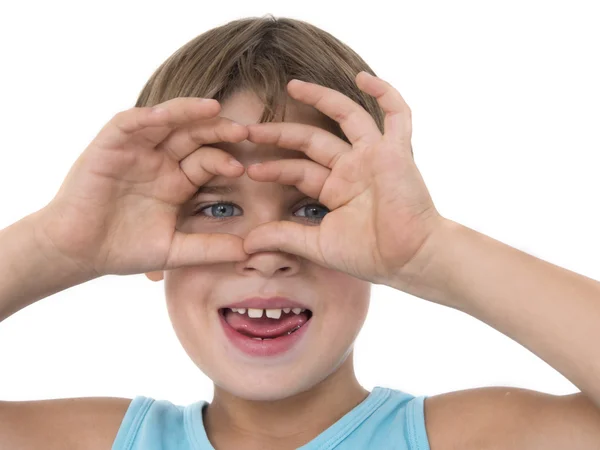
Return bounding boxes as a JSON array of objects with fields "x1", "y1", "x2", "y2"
[{"x1": 218, "y1": 307, "x2": 313, "y2": 357}]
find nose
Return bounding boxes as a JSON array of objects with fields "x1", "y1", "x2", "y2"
[
  {"x1": 231, "y1": 200, "x2": 304, "y2": 277},
  {"x1": 235, "y1": 251, "x2": 301, "y2": 278}
]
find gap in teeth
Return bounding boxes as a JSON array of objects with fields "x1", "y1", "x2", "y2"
[{"x1": 228, "y1": 307, "x2": 307, "y2": 319}]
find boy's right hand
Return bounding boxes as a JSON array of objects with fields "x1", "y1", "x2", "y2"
[{"x1": 36, "y1": 97, "x2": 250, "y2": 278}]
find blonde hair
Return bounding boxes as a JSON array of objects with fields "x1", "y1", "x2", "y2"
[{"x1": 134, "y1": 15, "x2": 386, "y2": 143}]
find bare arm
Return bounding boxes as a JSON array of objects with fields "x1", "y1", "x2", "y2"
[
  {"x1": 0, "y1": 209, "x2": 132, "y2": 449},
  {"x1": 0, "y1": 207, "x2": 97, "y2": 323},
  {"x1": 395, "y1": 218, "x2": 600, "y2": 411}
]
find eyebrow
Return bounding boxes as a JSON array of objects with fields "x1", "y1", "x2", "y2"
[{"x1": 193, "y1": 184, "x2": 299, "y2": 198}]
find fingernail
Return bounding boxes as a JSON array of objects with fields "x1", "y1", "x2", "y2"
[
  {"x1": 229, "y1": 158, "x2": 244, "y2": 168},
  {"x1": 151, "y1": 107, "x2": 166, "y2": 115},
  {"x1": 290, "y1": 79, "x2": 305, "y2": 85}
]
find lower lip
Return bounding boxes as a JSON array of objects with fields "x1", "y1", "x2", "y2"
[{"x1": 218, "y1": 310, "x2": 312, "y2": 357}]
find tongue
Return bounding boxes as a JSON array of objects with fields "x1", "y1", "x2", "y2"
[{"x1": 224, "y1": 309, "x2": 309, "y2": 338}]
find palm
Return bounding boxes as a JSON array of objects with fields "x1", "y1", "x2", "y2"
[
  {"x1": 60, "y1": 144, "x2": 188, "y2": 273},
  {"x1": 312, "y1": 141, "x2": 438, "y2": 283}
]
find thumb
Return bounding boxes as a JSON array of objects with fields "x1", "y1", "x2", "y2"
[
  {"x1": 243, "y1": 221, "x2": 323, "y2": 264},
  {"x1": 165, "y1": 231, "x2": 249, "y2": 269}
]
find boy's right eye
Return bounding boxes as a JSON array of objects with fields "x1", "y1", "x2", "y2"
[{"x1": 193, "y1": 201, "x2": 242, "y2": 220}]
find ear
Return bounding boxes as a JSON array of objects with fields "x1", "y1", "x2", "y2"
[{"x1": 145, "y1": 271, "x2": 164, "y2": 282}]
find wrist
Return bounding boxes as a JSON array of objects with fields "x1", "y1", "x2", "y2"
[
  {"x1": 28, "y1": 206, "x2": 101, "y2": 281},
  {"x1": 389, "y1": 217, "x2": 465, "y2": 309}
]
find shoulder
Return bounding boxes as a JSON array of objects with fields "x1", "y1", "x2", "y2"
[
  {"x1": 423, "y1": 386, "x2": 600, "y2": 450},
  {"x1": 0, "y1": 396, "x2": 133, "y2": 450}
]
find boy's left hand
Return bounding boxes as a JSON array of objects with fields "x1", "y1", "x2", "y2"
[{"x1": 243, "y1": 72, "x2": 446, "y2": 287}]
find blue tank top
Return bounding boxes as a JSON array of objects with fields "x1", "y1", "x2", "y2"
[{"x1": 111, "y1": 386, "x2": 430, "y2": 449}]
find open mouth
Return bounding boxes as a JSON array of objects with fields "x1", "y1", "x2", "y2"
[{"x1": 218, "y1": 307, "x2": 313, "y2": 341}]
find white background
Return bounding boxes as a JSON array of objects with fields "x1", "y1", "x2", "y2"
[{"x1": 0, "y1": 0, "x2": 598, "y2": 405}]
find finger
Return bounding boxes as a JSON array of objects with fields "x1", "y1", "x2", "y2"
[
  {"x1": 179, "y1": 146, "x2": 245, "y2": 193},
  {"x1": 286, "y1": 79, "x2": 381, "y2": 146},
  {"x1": 243, "y1": 221, "x2": 324, "y2": 266},
  {"x1": 355, "y1": 72, "x2": 412, "y2": 149},
  {"x1": 94, "y1": 97, "x2": 221, "y2": 150},
  {"x1": 247, "y1": 159, "x2": 330, "y2": 201},
  {"x1": 157, "y1": 116, "x2": 248, "y2": 162},
  {"x1": 166, "y1": 232, "x2": 249, "y2": 268},
  {"x1": 246, "y1": 122, "x2": 351, "y2": 169}
]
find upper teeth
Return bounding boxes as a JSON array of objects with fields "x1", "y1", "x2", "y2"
[{"x1": 229, "y1": 307, "x2": 306, "y2": 319}]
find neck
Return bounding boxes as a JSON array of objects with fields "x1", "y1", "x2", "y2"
[{"x1": 203, "y1": 351, "x2": 369, "y2": 449}]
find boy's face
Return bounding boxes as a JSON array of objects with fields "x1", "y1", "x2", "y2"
[{"x1": 145, "y1": 89, "x2": 371, "y2": 401}]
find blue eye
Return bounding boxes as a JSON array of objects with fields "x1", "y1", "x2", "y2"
[
  {"x1": 194, "y1": 202, "x2": 242, "y2": 219},
  {"x1": 295, "y1": 203, "x2": 329, "y2": 222},
  {"x1": 192, "y1": 200, "x2": 329, "y2": 222}
]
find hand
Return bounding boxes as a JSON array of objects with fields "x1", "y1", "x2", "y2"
[
  {"x1": 37, "y1": 98, "x2": 250, "y2": 277},
  {"x1": 242, "y1": 72, "x2": 446, "y2": 286}
]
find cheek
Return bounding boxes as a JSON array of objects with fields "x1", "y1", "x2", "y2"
[
  {"x1": 178, "y1": 215, "x2": 243, "y2": 236},
  {"x1": 164, "y1": 266, "x2": 215, "y2": 303},
  {"x1": 163, "y1": 268, "x2": 214, "y2": 338},
  {"x1": 318, "y1": 269, "x2": 371, "y2": 324}
]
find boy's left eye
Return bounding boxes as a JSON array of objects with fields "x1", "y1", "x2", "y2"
[
  {"x1": 193, "y1": 201, "x2": 329, "y2": 222},
  {"x1": 294, "y1": 203, "x2": 329, "y2": 221}
]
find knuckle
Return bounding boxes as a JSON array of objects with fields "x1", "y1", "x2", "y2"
[
  {"x1": 163, "y1": 143, "x2": 179, "y2": 161},
  {"x1": 299, "y1": 131, "x2": 316, "y2": 153},
  {"x1": 188, "y1": 126, "x2": 207, "y2": 143},
  {"x1": 328, "y1": 151, "x2": 343, "y2": 168},
  {"x1": 380, "y1": 78, "x2": 392, "y2": 89},
  {"x1": 113, "y1": 109, "x2": 130, "y2": 121},
  {"x1": 214, "y1": 124, "x2": 229, "y2": 143},
  {"x1": 204, "y1": 149, "x2": 227, "y2": 172},
  {"x1": 332, "y1": 108, "x2": 349, "y2": 124},
  {"x1": 188, "y1": 117, "x2": 217, "y2": 142}
]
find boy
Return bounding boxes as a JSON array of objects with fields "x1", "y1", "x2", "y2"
[{"x1": 1, "y1": 15, "x2": 600, "y2": 450}]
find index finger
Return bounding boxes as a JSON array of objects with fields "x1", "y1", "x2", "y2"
[
  {"x1": 94, "y1": 97, "x2": 221, "y2": 150},
  {"x1": 286, "y1": 79, "x2": 381, "y2": 146},
  {"x1": 246, "y1": 122, "x2": 351, "y2": 169}
]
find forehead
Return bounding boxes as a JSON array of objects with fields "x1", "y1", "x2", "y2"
[
  {"x1": 220, "y1": 89, "x2": 332, "y2": 127},
  {"x1": 211, "y1": 89, "x2": 336, "y2": 163}
]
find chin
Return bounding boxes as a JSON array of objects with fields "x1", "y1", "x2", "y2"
[
  {"x1": 216, "y1": 372, "x2": 320, "y2": 402},
  {"x1": 211, "y1": 349, "x2": 354, "y2": 403}
]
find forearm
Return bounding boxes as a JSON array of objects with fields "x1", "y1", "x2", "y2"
[
  {"x1": 393, "y1": 218, "x2": 600, "y2": 410},
  {"x1": 0, "y1": 208, "x2": 96, "y2": 322}
]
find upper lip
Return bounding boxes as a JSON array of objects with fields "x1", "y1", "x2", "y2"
[{"x1": 221, "y1": 297, "x2": 312, "y2": 311}]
